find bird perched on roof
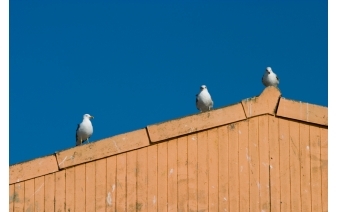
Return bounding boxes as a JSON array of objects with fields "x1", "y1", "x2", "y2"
[
  {"x1": 76, "y1": 114, "x2": 94, "y2": 146},
  {"x1": 262, "y1": 67, "x2": 279, "y2": 87},
  {"x1": 196, "y1": 85, "x2": 213, "y2": 112}
]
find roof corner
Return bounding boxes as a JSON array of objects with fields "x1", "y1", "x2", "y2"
[{"x1": 241, "y1": 86, "x2": 281, "y2": 118}]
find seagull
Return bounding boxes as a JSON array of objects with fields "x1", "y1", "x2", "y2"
[
  {"x1": 196, "y1": 85, "x2": 213, "y2": 112},
  {"x1": 76, "y1": 114, "x2": 94, "y2": 146},
  {"x1": 262, "y1": 67, "x2": 279, "y2": 87}
]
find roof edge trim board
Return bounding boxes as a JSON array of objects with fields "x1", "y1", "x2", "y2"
[
  {"x1": 9, "y1": 155, "x2": 59, "y2": 184},
  {"x1": 276, "y1": 98, "x2": 328, "y2": 126},
  {"x1": 147, "y1": 102, "x2": 246, "y2": 143},
  {"x1": 55, "y1": 128, "x2": 150, "y2": 169}
]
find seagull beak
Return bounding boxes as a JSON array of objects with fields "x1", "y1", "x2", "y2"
[{"x1": 90, "y1": 116, "x2": 94, "y2": 119}]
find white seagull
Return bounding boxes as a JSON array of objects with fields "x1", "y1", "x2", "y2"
[
  {"x1": 262, "y1": 67, "x2": 279, "y2": 87},
  {"x1": 196, "y1": 85, "x2": 213, "y2": 112},
  {"x1": 76, "y1": 114, "x2": 94, "y2": 146}
]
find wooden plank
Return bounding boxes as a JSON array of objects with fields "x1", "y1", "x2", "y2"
[
  {"x1": 238, "y1": 121, "x2": 249, "y2": 211},
  {"x1": 310, "y1": 126, "x2": 322, "y2": 211},
  {"x1": 269, "y1": 116, "x2": 280, "y2": 212},
  {"x1": 74, "y1": 164, "x2": 86, "y2": 212},
  {"x1": 137, "y1": 147, "x2": 148, "y2": 211},
  {"x1": 208, "y1": 128, "x2": 219, "y2": 212},
  {"x1": 96, "y1": 159, "x2": 107, "y2": 212},
  {"x1": 279, "y1": 118, "x2": 291, "y2": 211},
  {"x1": 24, "y1": 178, "x2": 35, "y2": 211},
  {"x1": 127, "y1": 151, "x2": 137, "y2": 211},
  {"x1": 147, "y1": 103, "x2": 246, "y2": 142},
  {"x1": 55, "y1": 170, "x2": 66, "y2": 212},
  {"x1": 56, "y1": 129, "x2": 150, "y2": 169},
  {"x1": 289, "y1": 121, "x2": 301, "y2": 211},
  {"x1": 228, "y1": 123, "x2": 239, "y2": 211},
  {"x1": 320, "y1": 127, "x2": 328, "y2": 212},
  {"x1": 116, "y1": 153, "x2": 127, "y2": 212},
  {"x1": 34, "y1": 176, "x2": 45, "y2": 212},
  {"x1": 86, "y1": 161, "x2": 96, "y2": 212},
  {"x1": 299, "y1": 123, "x2": 311, "y2": 212},
  {"x1": 10, "y1": 155, "x2": 58, "y2": 184},
  {"x1": 197, "y1": 131, "x2": 208, "y2": 211},
  {"x1": 177, "y1": 136, "x2": 188, "y2": 212},
  {"x1": 44, "y1": 173, "x2": 55, "y2": 211},
  {"x1": 277, "y1": 98, "x2": 328, "y2": 126},
  {"x1": 9, "y1": 184, "x2": 14, "y2": 212},
  {"x1": 65, "y1": 167, "x2": 75, "y2": 212},
  {"x1": 157, "y1": 142, "x2": 168, "y2": 212},
  {"x1": 187, "y1": 133, "x2": 198, "y2": 212},
  {"x1": 259, "y1": 115, "x2": 270, "y2": 211},
  {"x1": 249, "y1": 117, "x2": 260, "y2": 211},
  {"x1": 106, "y1": 156, "x2": 117, "y2": 212},
  {"x1": 167, "y1": 139, "x2": 178, "y2": 212},
  {"x1": 218, "y1": 126, "x2": 229, "y2": 211},
  {"x1": 147, "y1": 145, "x2": 157, "y2": 211},
  {"x1": 13, "y1": 182, "x2": 24, "y2": 212}
]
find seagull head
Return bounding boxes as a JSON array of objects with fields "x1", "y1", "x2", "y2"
[
  {"x1": 83, "y1": 114, "x2": 94, "y2": 119},
  {"x1": 266, "y1": 67, "x2": 273, "y2": 74},
  {"x1": 200, "y1": 85, "x2": 207, "y2": 91}
]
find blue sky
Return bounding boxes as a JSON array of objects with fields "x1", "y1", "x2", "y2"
[{"x1": 9, "y1": 1, "x2": 327, "y2": 165}]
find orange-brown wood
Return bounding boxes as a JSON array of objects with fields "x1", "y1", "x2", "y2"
[
  {"x1": 55, "y1": 170, "x2": 65, "y2": 212},
  {"x1": 9, "y1": 184, "x2": 14, "y2": 212},
  {"x1": 228, "y1": 123, "x2": 239, "y2": 211},
  {"x1": 8, "y1": 102, "x2": 329, "y2": 212},
  {"x1": 106, "y1": 156, "x2": 117, "y2": 212},
  {"x1": 238, "y1": 121, "x2": 249, "y2": 211},
  {"x1": 147, "y1": 103, "x2": 246, "y2": 142},
  {"x1": 269, "y1": 116, "x2": 280, "y2": 212},
  {"x1": 279, "y1": 118, "x2": 291, "y2": 211},
  {"x1": 44, "y1": 173, "x2": 55, "y2": 211},
  {"x1": 137, "y1": 147, "x2": 148, "y2": 211},
  {"x1": 197, "y1": 131, "x2": 208, "y2": 211},
  {"x1": 126, "y1": 151, "x2": 137, "y2": 211},
  {"x1": 95, "y1": 158, "x2": 107, "y2": 211},
  {"x1": 177, "y1": 136, "x2": 188, "y2": 212},
  {"x1": 187, "y1": 133, "x2": 198, "y2": 211},
  {"x1": 299, "y1": 123, "x2": 311, "y2": 212},
  {"x1": 14, "y1": 182, "x2": 24, "y2": 212},
  {"x1": 249, "y1": 117, "x2": 260, "y2": 211},
  {"x1": 259, "y1": 115, "x2": 270, "y2": 211},
  {"x1": 85, "y1": 161, "x2": 96, "y2": 212},
  {"x1": 218, "y1": 126, "x2": 229, "y2": 211},
  {"x1": 34, "y1": 176, "x2": 45, "y2": 212},
  {"x1": 56, "y1": 129, "x2": 150, "y2": 169},
  {"x1": 277, "y1": 98, "x2": 328, "y2": 126},
  {"x1": 116, "y1": 153, "x2": 127, "y2": 212},
  {"x1": 74, "y1": 164, "x2": 86, "y2": 212},
  {"x1": 65, "y1": 167, "x2": 75, "y2": 212},
  {"x1": 167, "y1": 139, "x2": 178, "y2": 212},
  {"x1": 157, "y1": 142, "x2": 168, "y2": 212},
  {"x1": 241, "y1": 86, "x2": 281, "y2": 118},
  {"x1": 147, "y1": 145, "x2": 157, "y2": 211},
  {"x1": 310, "y1": 126, "x2": 322, "y2": 211},
  {"x1": 289, "y1": 121, "x2": 301, "y2": 211},
  {"x1": 10, "y1": 155, "x2": 58, "y2": 184},
  {"x1": 24, "y1": 179, "x2": 35, "y2": 212},
  {"x1": 208, "y1": 128, "x2": 219, "y2": 211},
  {"x1": 320, "y1": 127, "x2": 328, "y2": 212}
]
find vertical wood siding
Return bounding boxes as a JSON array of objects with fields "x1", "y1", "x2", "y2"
[{"x1": 9, "y1": 115, "x2": 328, "y2": 212}]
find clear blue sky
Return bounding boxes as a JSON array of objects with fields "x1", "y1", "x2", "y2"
[{"x1": 9, "y1": 1, "x2": 327, "y2": 165}]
